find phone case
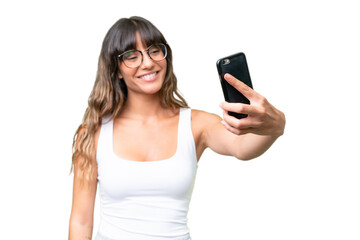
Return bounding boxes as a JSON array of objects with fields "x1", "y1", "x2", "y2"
[{"x1": 216, "y1": 52, "x2": 253, "y2": 119}]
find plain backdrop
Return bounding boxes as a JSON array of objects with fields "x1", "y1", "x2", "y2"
[{"x1": 0, "y1": 0, "x2": 359, "y2": 239}]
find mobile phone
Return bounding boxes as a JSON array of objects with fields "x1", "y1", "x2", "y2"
[{"x1": 216, "y1": 52, "x2": 253, "y2": 119}]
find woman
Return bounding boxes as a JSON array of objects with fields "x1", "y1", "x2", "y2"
[{"x1": 69, "y1": 16, "x2": 285, "y2": 240}]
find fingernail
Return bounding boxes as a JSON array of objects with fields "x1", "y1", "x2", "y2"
[{"x1": 224, "y1": 73, "x2": 230, "y2": 80}]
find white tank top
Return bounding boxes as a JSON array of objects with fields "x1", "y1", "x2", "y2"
[{"x1": 95, "y1": 108, "x2": 198, "y2": 240}]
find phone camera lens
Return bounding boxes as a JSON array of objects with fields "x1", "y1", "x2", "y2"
[{"x1": 222, "y1": 59, "x2": 230, "y2": 65}]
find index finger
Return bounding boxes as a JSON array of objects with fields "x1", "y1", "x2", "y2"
[{"x1": 224, "y1": 73, "x2": 257, "y2": 100}]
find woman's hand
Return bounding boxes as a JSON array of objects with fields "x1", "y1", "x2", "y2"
[{"x1": 219, "y1": 73, "x2": 285, "y2": 137}]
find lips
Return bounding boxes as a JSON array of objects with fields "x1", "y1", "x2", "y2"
[{"x1": 138, "y1": 71, "x2": 158, "y2": 81}]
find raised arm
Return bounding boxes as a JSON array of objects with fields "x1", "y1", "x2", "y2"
[{"x1": 198, "y1": 73, "x2": 285, "y2": 160}]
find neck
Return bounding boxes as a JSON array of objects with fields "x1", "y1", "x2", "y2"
[{"x1": 120, "y1": 92, "x2": 171, "y2": 119}]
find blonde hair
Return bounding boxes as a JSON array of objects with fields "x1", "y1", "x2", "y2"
[{"x1": 71, "y1": 16, "x2": 188, "y2": 183}]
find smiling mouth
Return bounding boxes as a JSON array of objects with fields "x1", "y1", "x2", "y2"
[{"x1": 138, "y1": 72, "x2": 158, "y2": 81}]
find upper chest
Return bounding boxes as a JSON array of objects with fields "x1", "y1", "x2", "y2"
[
  {"x1": 104, "y1": 109, "x2": 204, "y2": 162},
  {"x1": 112, "y1": 113, "x2": 181, "y2": 161}
]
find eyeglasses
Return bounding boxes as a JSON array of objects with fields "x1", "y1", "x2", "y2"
[{"x1": 117, "y1": 43, "x2": 167, "y2": 68}]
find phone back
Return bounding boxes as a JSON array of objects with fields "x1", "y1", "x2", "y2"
[{"x1": 216, "y1": 52, "x2": 253, "y2": 118}]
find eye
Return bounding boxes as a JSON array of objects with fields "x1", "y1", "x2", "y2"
[
  {"x1": 149, "y1": 46, "x2": 162, "y2": 56},
  {"x1": 127, "y1": 56, "x2": 138, "y2": 61},
  {"x1": 123, "y1": 51, "x2": 139, "y2": 61},
  {"x1": 150, "y1": 49, "x2": 160, "y2": 54}
]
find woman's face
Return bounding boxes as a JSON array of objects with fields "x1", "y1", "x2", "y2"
[{"x1": 117, "y1": 32, "x2": 167, "y2": 97}]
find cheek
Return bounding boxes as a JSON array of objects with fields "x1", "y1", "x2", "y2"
[
  {"x1": 118, "y1": 64, "x2": 135, "y2": 81},
  {"x1": 160, "y1": 60, "x2": 168, "y2": 76}
]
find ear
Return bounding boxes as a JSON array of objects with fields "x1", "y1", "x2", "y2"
[
  {"x1": 117, "y1": 61, "x2": 123, "y2": 79},
  {"x1": 118, "y1": 72, "x2": 123, "y2": 79},
  {"x1": 117, "y1": 66, "x2": 123, "y2": 79}
]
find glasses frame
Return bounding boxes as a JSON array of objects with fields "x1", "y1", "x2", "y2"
[{"x1": 117, "y1": 43, "x2": 167, "y2": 68}]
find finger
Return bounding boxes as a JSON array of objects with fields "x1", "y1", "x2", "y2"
[
  {"x1": 222, "y1": 110, "x2": 261, "y2": 129},
  {"x1": 220, "y1": 101, "x2": 254, "y2": 115},
  {"x1": 224, "y1": 73, "x2": 257, "y2": 100},
  {"x1": 221, "y1": 120, "x2": 252, "y2": 135}
]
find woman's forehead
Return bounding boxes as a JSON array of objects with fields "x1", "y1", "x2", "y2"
[{"x1": 134, "y1": 32, "x2": 150, "y2": 50}]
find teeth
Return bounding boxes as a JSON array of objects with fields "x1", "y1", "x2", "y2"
[{"x1": 140, "y1": 72, "x2": 156, "y2": 80}]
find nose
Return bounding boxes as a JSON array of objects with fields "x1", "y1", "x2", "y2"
[{"x1": 140, "y1": 51, "x2": 154, "y2": 69}]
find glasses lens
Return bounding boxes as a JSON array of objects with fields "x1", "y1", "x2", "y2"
[
  {"x1": 149, "y1": 44, "x2": 167, "y2": 61},
  {"x1": 122, "y1": 50, "x2": 141, "y2": 68}
]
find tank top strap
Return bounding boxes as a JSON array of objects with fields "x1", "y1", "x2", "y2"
[
  {"x1": 96, "y1": 116, "x2": 113, "y2": 162},
  {"x1": 177, "y1": 108, "x2": 196, "y2": 156}
]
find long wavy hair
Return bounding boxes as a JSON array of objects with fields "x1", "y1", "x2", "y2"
[{"x1": 71, "y1": 16, "x2": 188, "y2": 183}]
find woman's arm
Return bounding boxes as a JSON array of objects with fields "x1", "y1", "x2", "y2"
[
  {"x1": 69, "y1": 164, "x2": 97, "y2": 240},
  {"x1": 199, "y1": 73, "x2": 285, "y2": 160},
  {"x1": 69, "y1": 129, "x2": 99, "y2": 240}
]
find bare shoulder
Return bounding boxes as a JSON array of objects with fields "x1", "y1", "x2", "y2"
[
  {"x1": 191, "y1": 108, "x2": 223, "y2": 140},
  {"x1": 191, "y1": 109, "x2": 222, "y2": 127},
  {"x1": 191, "y1": 109, "x2": 221, "y2": 119}
]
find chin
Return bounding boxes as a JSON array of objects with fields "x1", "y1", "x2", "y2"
[
  {"x1": 143, "y1": 83, "x2": 164, "y2": 95},
  {"x1": 141, "y1": 75, "x2": 166, "y2": 94}
]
